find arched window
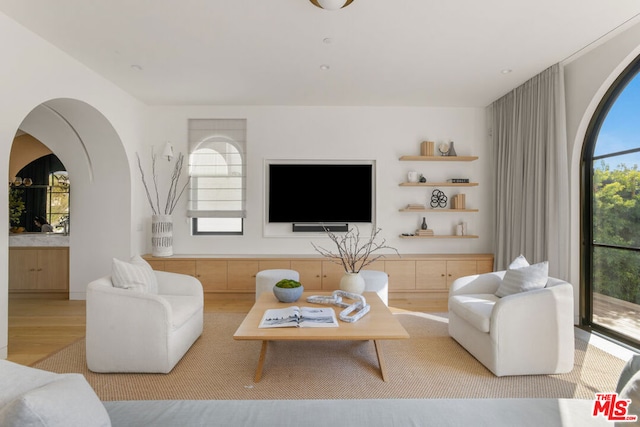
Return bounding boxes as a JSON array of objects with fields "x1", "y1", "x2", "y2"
[
  {"x1": 188, "y1": 119, "x2": 246, "y2": 235},
  {"x1": 583, "y1": 56, "x2": 640, "y2": 346}
]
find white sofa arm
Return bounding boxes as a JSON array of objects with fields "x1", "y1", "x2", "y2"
[
  {"x1": 489, "y1": 282, "x2": 574, "y2": 375},
  {"x1": 155, "y1": 270, "x2": 203, "y2": 297},
  {"x1": 449, "y1": 271, "x2": 505, "y2": 297},
  {"x1": 86, "y1": 277, "x2": 176, "y2": 372}
]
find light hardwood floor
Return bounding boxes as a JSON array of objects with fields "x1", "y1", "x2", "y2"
[{"x1": 7, "y1": 293, "x2": 448, "y2": 366}]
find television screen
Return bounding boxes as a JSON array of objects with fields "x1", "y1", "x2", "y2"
[{"x1": 268, "y1": 163, "x2": 373, "y2": 223}]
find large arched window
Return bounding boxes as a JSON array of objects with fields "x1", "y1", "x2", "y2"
[{"x1": 583, "y1": 56, "x2": 640, "y2": 347}]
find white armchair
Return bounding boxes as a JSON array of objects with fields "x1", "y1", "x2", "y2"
[
  {"x1": 448, "y1": 270, "x2": 574, "y2": 376},
  {"x1": 86, "y1": 270, "x2": 204, "y2": 374}
]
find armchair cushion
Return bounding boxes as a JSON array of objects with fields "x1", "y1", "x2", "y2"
[
  {"x1": 495, "y1": 261, "x2": 548, "y2": 297},
  {"x1": 448, "y1": 294, "x2": 499, "y2": 333}
]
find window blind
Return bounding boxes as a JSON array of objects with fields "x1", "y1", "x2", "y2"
[{"x1": 187, "y1": 119, "x2": 246, "y2": 218}]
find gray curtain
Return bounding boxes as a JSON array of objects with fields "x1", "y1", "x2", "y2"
[{"x1": 490, "y1": 64, "x2": 569, "y2": 279}]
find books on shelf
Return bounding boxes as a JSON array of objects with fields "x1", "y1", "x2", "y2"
[
  {"x1": 415, "y1": 229, "x2": 434, "y2": 236},
  {"x1": 405, "y1": 203, "x2": 426, "y2": 210},
  {"x1": 259, "y1": 306, "x2": 338, "y2": 328},
  {"x1": 420, "y1": 141, "x2": 435, "y2": 156},
  {"x1": 452, "y1": 194, "x2": 466, "y2": 209},
  {"x1": 447, "y1": 178, "x2": 470, "y2": 183}
]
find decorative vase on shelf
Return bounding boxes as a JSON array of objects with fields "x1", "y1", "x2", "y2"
[
  {"x1": 151, "y1": 214, "x2": 173, "y2": 257},
  {"x1": 448, "y1": 140, "x2": 457, "y2": 156},
  {"x1": 340, "y1": 272, "x2": 366, "y2": 294}
]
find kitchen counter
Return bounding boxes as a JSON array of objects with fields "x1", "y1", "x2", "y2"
[{"x1": 9, "y1": 232, "x2": 69, "y2": 247}]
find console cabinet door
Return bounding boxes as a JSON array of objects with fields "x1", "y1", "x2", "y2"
[
  {"x1": 227, "y1": 260, "x2": 260, "y2": 290},
  {"x1": 259, "y1": 260, "x2": 291, "y2": 270},
  {"x1": 163, "y1": 260, "x2": 196, "y2": 276},
  {"x1": 477, "y1": 259, "x2": 494, "y2": 274},
  {"x1": 291, "y1": 260, "x2": 322, "y2": 290},
  {"x1": 196, "y1": 260, "x2": 228, "y2": 292},
  {"x1": 321, "y1": 261, "x2": 344, "y2": 290},
  {"x1": 415, "y1": 260, "x2": 447, "y2": 291},
  {"x1": 446, "y1": 260, "x2": 478, "y2": 288},
  {"x1": 384, "y1": 260, "x2": 416, "y2": 291}
]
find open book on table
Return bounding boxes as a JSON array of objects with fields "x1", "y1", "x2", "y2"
[{"x1": 259, "y1": 306, "x2": 338, "y2": 328}]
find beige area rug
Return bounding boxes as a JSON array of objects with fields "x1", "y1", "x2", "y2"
[{"x1": 33, "y1": 312, "x2": 625, "y2": 401}]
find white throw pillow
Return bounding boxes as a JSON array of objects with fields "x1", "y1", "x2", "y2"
[
  {"x1": 130, "y1": 255, "x2": 159, "y2": 294},
  {"x1": 111, "y1": 256, "x2": 158, "y2": 294},
  {"x1": 495, "y1": 261, "x2": 549, "y2": 298},
  {"x1": 508, "y1": 254, "x2": 530, "y2": 270},
  {"x1": 0, "y1": 374, "x2": 111, "y2": 427}
]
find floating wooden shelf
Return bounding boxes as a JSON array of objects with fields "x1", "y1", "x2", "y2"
[
  {"x1": 399, "y1": 208, "x2": 478, "y2": 213},
  {"x1": 399, "y1": 182, "x2": 479, "y2": 187},
  {"x1": 399, "y1": 155, "x2": 478, "y2": 162},
  {"x1": 399, "y1": 234, "x2": 479, "y2": 239}
]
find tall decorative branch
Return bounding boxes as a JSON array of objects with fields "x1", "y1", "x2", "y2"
[
  {"x1": 311, "y1": 226, "x2": 400, "y2": 273},
  {"x1": 136, "y1": 148, "x2": 189, "y2": 215}
]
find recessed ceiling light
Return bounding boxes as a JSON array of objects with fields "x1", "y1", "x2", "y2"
[
  {"x1": 501, "y1": 69, "x2": 512, "y2": 74},
  {"x1": 323, "y1": 37, "x2": 333, "y2": 44},
  {"x1": 320, "y1": 64, "x2": 331, "y2": 70}
]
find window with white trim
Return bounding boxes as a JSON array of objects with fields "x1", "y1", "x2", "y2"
[{"x1": 188, "y1": 119, "x2": 246, "y2": 235}]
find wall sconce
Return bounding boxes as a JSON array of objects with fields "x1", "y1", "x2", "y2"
[
  {"x1": 162, "y1": 142, "x2": 174, "y2": 161},
  {"x1": 309, "y1": 0, "x2": 354, "y2": 10}
]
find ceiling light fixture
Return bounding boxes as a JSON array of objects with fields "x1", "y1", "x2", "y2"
[{"x1": 309, "y1": 0, "x2": 354, "y2": 10}]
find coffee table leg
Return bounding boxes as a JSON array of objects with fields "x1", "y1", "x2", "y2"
[
  {"x1": 374, "y1": 340, "x2": 388, "y2": 382},
  {"x1": 255, "y1": 340, "x2": 269, "y2": 382}
]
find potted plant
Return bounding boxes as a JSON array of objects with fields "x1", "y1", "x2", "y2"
[
  {"x1": 312, "y1": 226, "x2": 399, "y2": 294},
  {"x1": 273, "y1": 279, "x2": 304, "y2": 303},
  {"x1": 9, "y1": 187, "x2": 25, "y2": 233}
]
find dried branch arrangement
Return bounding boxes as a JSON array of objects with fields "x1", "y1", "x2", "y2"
[
  {"x1": 312, "y1": 226, "x2": 399, "y2": 273},
  {"x1": 136, "y1": 149, "x2": 189, "y2": 215}
]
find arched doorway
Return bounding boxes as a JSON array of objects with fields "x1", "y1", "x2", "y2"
[{"x1": 4, "y1": 98, "x2": 132, "y2": 360}]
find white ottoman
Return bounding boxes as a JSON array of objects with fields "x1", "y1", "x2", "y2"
[
  {"x1": 255, "y1": 269, "x2": 300, "y2": 300},
  {"x1": 360, "y1": 270, "x2": 389, "y2": 306}
]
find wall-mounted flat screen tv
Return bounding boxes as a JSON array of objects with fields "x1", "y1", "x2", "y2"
[{"x1": 268, "y1": 163, "x2": 373, "y2": 224}]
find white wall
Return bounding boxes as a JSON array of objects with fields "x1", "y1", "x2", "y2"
[
  {"x1": 563, "y1": 18, "x2": 640, "y2": 323},
  {"x1": 143, "y1": 106, "x2": 493, "y2": 257},
  {"x1": 0, "y1": 12, "x2": 145, "y2": 358}
]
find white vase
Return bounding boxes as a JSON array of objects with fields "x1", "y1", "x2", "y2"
[
  {"x1": 339, "y1": 272, "x2": 366, "y2": 294},
  {"x1": 151, "y1": 214, "x2": 173, "y2": 257}
]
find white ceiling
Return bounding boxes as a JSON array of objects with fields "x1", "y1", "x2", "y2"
[{"x1": 2, "y1": 0, "x2": 640, "y2": 107}]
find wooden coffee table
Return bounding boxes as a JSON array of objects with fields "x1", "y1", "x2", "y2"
[{"x1": 233, "y1": 291, "x2": 409, "y2": 382}]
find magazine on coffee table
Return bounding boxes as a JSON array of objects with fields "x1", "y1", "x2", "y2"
[{"x1": 259, "y1": 306, "x2": 338, "y2": 328}]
